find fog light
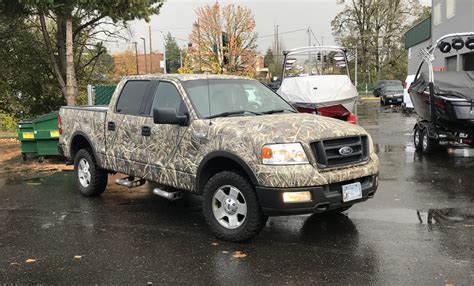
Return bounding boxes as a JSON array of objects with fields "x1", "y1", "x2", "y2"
[{"x1": 283, "y1": 191, "x2": 312, "y2": 203}]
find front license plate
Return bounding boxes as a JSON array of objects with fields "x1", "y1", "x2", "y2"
[
  {"x1": 342, "y1": 182, "x2": 362, "y2": 202},
  {"x1": 50, "y1": 130, "x2": 60, "y2": 137}
]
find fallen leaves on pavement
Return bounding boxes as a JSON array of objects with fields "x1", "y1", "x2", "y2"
[
  {"x1": 25, "y1": 258, "x2": 37, "y2": 263},
  {"x1": 233, "y1": 251, "x2": 247, "y2": 258}
]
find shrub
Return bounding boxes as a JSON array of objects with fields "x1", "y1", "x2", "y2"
[{"x1": 0, "y1": 112, "x2": 17, "y2": 132}]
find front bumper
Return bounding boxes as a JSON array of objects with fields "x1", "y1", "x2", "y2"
[
  {"x1": 383, "y1": 96, "x2": 403, "y2": 104},
  {"x1": 255, "y1": 174, "x2": 378, "y2": 216}
]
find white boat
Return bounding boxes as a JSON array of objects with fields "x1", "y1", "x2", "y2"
[{"x1": 277, "y1": 46, "x2": 358, "y2": 123}]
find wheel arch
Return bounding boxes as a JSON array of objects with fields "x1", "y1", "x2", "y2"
[
  {"x1": 195, "y1": 151, "x2": 259, "y2": 194},
  {"x1": 69, "y1": 131, "x2": 102, "y2": 166}
]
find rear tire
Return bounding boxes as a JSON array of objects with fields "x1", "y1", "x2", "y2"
[
  {"x1": 74, "y1": 149, "x2": 107, "y2": 197},
  {"x1": 421, "y1": 128, "x2": 439, "y2": 154},
  {"x1": 203, "y1": 171, "x2": 267, "y2": 242}
]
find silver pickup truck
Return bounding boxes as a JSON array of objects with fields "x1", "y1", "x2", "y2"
[{"x1": 59, "y1": 74, "x2": 379, "y2": 241}]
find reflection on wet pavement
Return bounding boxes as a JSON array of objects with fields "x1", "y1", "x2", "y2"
[{"x1": 0, "y1": 100, "x2": 473, "y2": 284}]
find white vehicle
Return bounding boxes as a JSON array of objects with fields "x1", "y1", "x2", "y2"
[
  {"x1": 277, "y1": 46, "x2": 358, "y2": 123},
  {"x1": 402, "y1": 75, "x2": 415, "y2": 110}
]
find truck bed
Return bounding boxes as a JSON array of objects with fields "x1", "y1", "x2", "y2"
[{"x1": 59, "y1": 105, "x2": 108, "y2": 160}]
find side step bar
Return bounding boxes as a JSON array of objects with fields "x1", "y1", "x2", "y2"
[
  {"x1": 115, "y1": 177, "x2": 146, "y2": 188},
  {"x1": 152, "y1": 188, "x2": 182, "y2": 201}
]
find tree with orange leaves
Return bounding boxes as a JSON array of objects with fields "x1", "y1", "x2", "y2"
[
  {"x1": 188, "y1": 2, "x2": 257, "y2": 76},
  {"x1": 109, "y1": 48, "x2": 137, "y2": 81}
]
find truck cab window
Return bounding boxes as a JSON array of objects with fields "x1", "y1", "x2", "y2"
[
  {"x1": 150, "y1": 81, "x2": 185, "y2": 115},
  {"x1": 115, "y1": 80, "x2": 150, "y2": 115}
]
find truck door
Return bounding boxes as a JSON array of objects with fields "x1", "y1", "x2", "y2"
[
  {"x1": 105, "y1": 80, "x2": 153, "y2": 174},
  {"x1": 133, "y1": 80, "x2": 191, "y2": 183}
]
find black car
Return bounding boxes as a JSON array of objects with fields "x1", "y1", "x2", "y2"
[{"x1": 373, "y1": 80, "x2": 404, "y2": 106}]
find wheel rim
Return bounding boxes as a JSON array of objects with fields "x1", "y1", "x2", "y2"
[
  {"x1": 78, "y1": 158, "x2": 91, "y2": 188},
  {"x1": 422, "y1": 132, "x2": 428, "y2": 150},
  {"x1": 212, "y1": 185, "x2": 247, "y2": 229},
  {"x1": 414, "y1": 129, "x2": 420, "y2": 146}
]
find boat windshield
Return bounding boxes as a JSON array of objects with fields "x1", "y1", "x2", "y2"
[{"x1": 284, "y1": 50, "x2": 348, "y2": 77}]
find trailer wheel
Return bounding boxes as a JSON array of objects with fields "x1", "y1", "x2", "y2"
[
  {"x1": 421, "y1": 128, "x2": 439, "y2": 154},
  {"x1": 414, "y1": 125, "x2": 423, "y2": 151}
]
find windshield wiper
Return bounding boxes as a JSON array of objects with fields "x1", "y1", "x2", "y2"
[
  {"x1": 205, "y1": 110, "x2": 261, "y2": 119},
  {"x1": 261, "y1": 109, "x2": 295, "y2": 115}
]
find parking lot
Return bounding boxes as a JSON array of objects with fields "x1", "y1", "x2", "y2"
[{"x1": 0, "y1": 99, "x2": 473, "y2": 285}]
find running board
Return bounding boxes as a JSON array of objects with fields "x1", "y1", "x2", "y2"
[
  {"x1": 152, "y1": 188, "x2": 182, "y2": 201},
  {"x1": 115, "y1": 177, "x2": 146, "y2": 188}
]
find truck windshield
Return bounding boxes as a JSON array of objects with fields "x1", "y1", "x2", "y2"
[
  {"x1": 182, "y1": 79, "x2": 295, "y2": 118},
  {"x1": 384, "y1": 85, "x2": 403, "y2": 92}
]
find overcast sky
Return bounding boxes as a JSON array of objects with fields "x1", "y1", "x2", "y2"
[{"x1": 107, "y1": 0, "x2": 431, "y2": 55}]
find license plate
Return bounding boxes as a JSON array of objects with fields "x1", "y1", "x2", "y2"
[
  {"x1": 50, "y1": 130, "x2": 60, "y2": 137},
  {"x1": 23, "y1": 132, "x2": 34, "y2": 139},
  {"x1": 342, "y1": 182, "x2": 362, "y2": 202}
]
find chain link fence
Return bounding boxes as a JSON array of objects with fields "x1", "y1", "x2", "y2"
[{"x1": 88, "y1": 84, "x2": 117, "y2": 105}]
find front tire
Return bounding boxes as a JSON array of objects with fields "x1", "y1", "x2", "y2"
[
  {"x1": 203, "y1": 171, "x2": 267, "y2": 242},
  {"x1": 74, "y1": 149, "x2": 108, "y2": 197}
]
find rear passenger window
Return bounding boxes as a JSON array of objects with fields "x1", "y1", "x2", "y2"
[
  {"x1": 116, "y1": 80, "x2": 150, "y2": 115},
  {"x1": 150, "y1": 81, "x2": 185, "y2": 115}
]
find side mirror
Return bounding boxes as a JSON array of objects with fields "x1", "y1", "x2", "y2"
[
  {"x1": 373, "y1": 88, "x2": 379, "y2": 97},
  {"x1": 153, "y1": 108, "x2": 189, "y2": 126}
]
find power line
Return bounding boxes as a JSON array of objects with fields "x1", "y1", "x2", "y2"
[
  {"x1": 256, "y1": 28, "x2": 307, "y2": 39},
  {"x1": 309, "y1": 28, "x2": 322, "y2": 46}
]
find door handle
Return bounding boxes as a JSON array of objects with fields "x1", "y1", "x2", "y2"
[
  {"x1": 142, "y1": 126, "x2": 151, "y2": 137},
  {"x1": 107, "y1": 121, "x2": 115, "y2": 131}
]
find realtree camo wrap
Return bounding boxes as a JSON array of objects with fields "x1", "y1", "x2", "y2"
[{"x1": 60, "y1": 74, "x2": 379, "y2": 192}]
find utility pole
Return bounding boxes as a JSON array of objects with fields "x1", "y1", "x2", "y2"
[
  {"x1": 149, "y1": 26, "x2": 153, "y2": 73},
  {"x1": 133, "y1": 42, "x2": 139, "y2": 75},
  {"x1": 355, "y1": 43, "x2": 358, "y2": 89},
  {"x1": 159, "y1": 30, "x2": 167, "y2": 74},
  {"x1": 140, "y1": 37, "x2": 147, "y2": 74},
  {"x1": 307, "y1": 27, "x2": 311, "y2": 73},
  {"x1": 194, "y1": 22, "x2": 202, "y2": 73}
]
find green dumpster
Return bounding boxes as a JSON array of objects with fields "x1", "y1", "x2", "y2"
[
  {"x1": 17, "y1": 120, "x2": 37, "y2": 161},
  {"x1": 32, "y1": 111, "x2": 60, "y2": 161}
]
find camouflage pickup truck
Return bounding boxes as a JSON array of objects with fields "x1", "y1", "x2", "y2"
[{"x1": 59, "y1": 74, "x2": 379, "y2": 241}]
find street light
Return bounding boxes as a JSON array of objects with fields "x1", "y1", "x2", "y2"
[
  {"x1": 140, "y1": 37, "x2": 148, "y2": 74},
  {"x1": 132, "y1": 42, "x2": 139, "y2": 75}
]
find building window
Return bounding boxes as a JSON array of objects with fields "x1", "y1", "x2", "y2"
[
  {"x1": 433, "y1": 3, "x2": 442, "y2": 25},
  {"x1": 446, "y1": 0, "x2": 456, "y2": 19}
]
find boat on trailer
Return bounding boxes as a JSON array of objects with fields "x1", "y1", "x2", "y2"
[
  {"x1": 409, "y1": 32, "x2": 474, "y2": 153},
  {"x1": 277, "y1": 46, "x2": 358, "y2": 124}
]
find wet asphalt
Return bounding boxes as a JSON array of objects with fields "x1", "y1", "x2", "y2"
[{"x1": 0, "y1": 99, "x2": 473, "y2": 285}]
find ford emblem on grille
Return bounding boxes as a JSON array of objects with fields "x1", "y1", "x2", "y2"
[{"x1": 338, "y1": 146, "x2": 353, "y2": 156}]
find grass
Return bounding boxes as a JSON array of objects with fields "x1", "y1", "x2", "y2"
[{"x1": 0, "y1": 132, "x2": 17, "y2": 139}]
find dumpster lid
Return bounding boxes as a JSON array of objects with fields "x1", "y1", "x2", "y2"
[{"x1": 32, "y1": 111, "x2": 59, "y2": 123}]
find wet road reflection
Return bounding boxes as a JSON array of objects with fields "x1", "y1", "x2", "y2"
[{"x1": 0, "y1": 100, "x2": 473, "y2": 284}]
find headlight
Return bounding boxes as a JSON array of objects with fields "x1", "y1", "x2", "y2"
[
  {"x1": 261, "y1": 143, "x2": 309, "y2": 165},
  {"x1": 368, "y1": 134, "x2": 375, "y2": 154},
  {"x1": 386, "y1": 94, "x2": 394, "y2": 98}
]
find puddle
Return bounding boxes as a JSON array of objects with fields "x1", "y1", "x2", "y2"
[
  {"x1": 447, "y1": 147, "x2": 474, "y2": 158},
  {"x1": 349, "y1": 207, "x2": 474, "y2": 226}
]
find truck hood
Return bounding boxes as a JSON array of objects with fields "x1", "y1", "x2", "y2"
[{"x1": 206, "y1": 113, "x2": 368, "y2": 146}]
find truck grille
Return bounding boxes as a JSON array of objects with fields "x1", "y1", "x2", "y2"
[{"x1": 311, "y1": 136, "x2": 369, "y2": 169}]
